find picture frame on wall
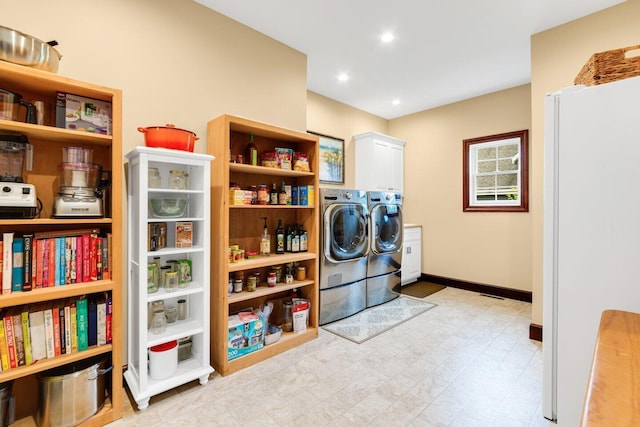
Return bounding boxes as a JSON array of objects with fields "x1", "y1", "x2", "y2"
[{"x1": 309, "y1": 131, "x2": 345, "y2": 184}]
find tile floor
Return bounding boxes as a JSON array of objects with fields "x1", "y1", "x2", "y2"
[{"x1": 108, "y1": 287, "x2": 546, "y2": 426}]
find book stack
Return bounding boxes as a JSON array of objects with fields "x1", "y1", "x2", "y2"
[
  {"x1": 0, "y1": 230, "x2": 113, "y2": 294},
  {"x1": 0, "y1": 293, "x2": 112, "y2": 372}
]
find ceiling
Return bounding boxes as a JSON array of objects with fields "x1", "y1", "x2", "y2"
[{"x1": 196, "y1": 0, "x2": 625, "y2": 119}]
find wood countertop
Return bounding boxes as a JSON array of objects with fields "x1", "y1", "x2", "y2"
[{"x1": 581, "y1": 309, "x2": 640, "y2": 426}]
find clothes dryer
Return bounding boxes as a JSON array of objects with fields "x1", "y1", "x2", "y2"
[
  {"x1": 366, "y1": 191, "x2": 403, "y2": 307},
  {"x1": 319, "y1": 188, "x2": 369, "y2": 325}
]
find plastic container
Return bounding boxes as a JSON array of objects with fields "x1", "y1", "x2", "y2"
[{"x1": 149, "y1": 341, "x2": 178, "y2": 380}]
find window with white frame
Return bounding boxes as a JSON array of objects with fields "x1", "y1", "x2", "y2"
[{"x1": 463, "y1": 130, "x2": 529, "y2": 212}]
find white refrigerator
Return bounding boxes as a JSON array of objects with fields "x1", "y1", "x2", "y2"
[{"x1": 543, "y1": 75, "x2": 640, "y2": 425}]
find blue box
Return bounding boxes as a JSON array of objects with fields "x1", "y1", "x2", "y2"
[
  {"x1": 291, "y1": 186, "x2": 299, "y2": 205},
  {"x1": 298, "y1": 185, "x2": 314, "y2": 206},
  {"x1": 227, "y1": 313, "x2": 265, "y2": 360}
]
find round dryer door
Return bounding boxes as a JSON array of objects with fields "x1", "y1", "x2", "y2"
[
  {"x1": 370, "y1": 204, "x2": 402, "y2": 255},
  {"x1": 324, "y1": 203, "x2": 369, "y2": 262}
]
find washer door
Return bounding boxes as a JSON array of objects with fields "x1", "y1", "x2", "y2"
[
  {"x1": 370, "y1": 204, "x2": 402, "y2": 255},
  {"x1": 324, "y1": 203, "x2": 369, "y2": 263}
]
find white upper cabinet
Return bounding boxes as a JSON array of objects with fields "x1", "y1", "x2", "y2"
[{"x1": 354, "y1": 132, "x2": 406, "y2": 193}]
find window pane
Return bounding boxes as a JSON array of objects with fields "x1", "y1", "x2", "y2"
[
  {"x1": 498, "y1": 143, "x2": 518, "y2": 158},
  {"x1": 478, "y1": 160, "x2": 496, "y2": 173},
  {"x1": 477, "y1": 147, "x2": 496, "y2": 160},
  {"x1": 497, "y1": 173, "x2": 518, "y2": 187},
  {"x1": 498, "y1": 158, "x2": 518, "y2": 171}
]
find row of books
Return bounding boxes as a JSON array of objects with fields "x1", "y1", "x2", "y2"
[
  {"x1": 0, "y1": 229, "x2": 113, "y2": 295},
  {"x1": 0, "y1": 293, "x2": 112, "y2": 372}
]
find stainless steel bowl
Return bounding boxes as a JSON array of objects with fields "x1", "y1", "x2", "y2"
[{"x1": 0, "y1": 25, "x2": 61, "y2": 73}]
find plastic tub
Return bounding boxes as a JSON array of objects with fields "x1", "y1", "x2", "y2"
[{"x1": 149, "y1": 340, "x2": 178, "y2": 380}]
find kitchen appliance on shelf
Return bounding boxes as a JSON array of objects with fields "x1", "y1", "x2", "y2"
[
  {"x1": 0, "y1": 133, "x2": 37, "y2": 218},
  {"x1": 543, "y1": 75, "x2": 640, "y2": 426},
  {"x1": 319, "y1": 188, "x2": 369, "y2": 325},
  {"x1": 52, "y1": 147, "x2": 109, "y2": 218},
  {"x1": 366, "y1": 191, "x2": 402, "y2": 307}
]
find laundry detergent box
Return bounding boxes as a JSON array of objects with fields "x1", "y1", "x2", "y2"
[
  {"x1": 227, "y1": 312, "x2": 265, "y2": 360},
  {"x1": 56, "y1": 92, "x2": 112, "y2": 135}
]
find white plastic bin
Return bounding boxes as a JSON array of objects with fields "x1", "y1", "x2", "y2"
[{"x1": 149, "y1": 340, "x2": 178, "y2": 380}]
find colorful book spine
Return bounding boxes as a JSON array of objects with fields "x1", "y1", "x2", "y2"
[
  {"x1": 23, "y1": 234, "x2": 33, "y2": 292},
  {"x1": 75, "y1": 236, "x2": 82, "y2": 284},
  {"x1": 64, "y1": 305, "x2": 71, "y2": 354},
  {"x1": 12, "y1": 313, "x2": 25, "y2": 367},
  {"x1": 88, "y1": 297, "x2": 98, "y2": 347},
  {"x1": 28, "y1": 310, "x2": 47, "y2": 362},
  {"x1": 0, "y1": 319, "x2": 9, "y2": 371},
  {"x1": 58, "y1": 305, "x2": 66, "y2": 355},
  {"x1": 4, "y1": 315, "x2": 17, "y2": 368},
  {"x1": 90, "y1": 234, "x2": 98, "y2": 281},
  {"x1": 106, "y1": 295, "x2": 112, "y2": 344},
  {"x1": 43, "y1": 308, "x2": 55, "y2": 359},
  {"x1": 101, "y1": 237, "x2": 108, "y2": 280},
  {"x1": 52, "y1": 306, "x2": 61, "y2": 356},
  {"x1": 65, "y1": 237, "x2": 72, "y2": 285},
  {"x1": 76, "y1": 298, "x2": 88, "y2": 351},
  {"x1": 70, "y1": 302, "x2": 78, "y2": 353},
  {"x1": 21, "y1": 310, "x2": 33, "y2": 366},
  {"x1": 36, "y1": 239, "x2": 45, "y2": 289},
  {"x1": 41, "y1": 239, "x2": 49, "y2": 287},
  {"x1": 70, "y1": 237, "x2": 77, "y2": 284},
  {"x1": 97, "y1": 298, "x2": 107, "y2": 346},
  {"x1": 11, "y1": 237, "x2": 24, "y2": 292},
  {"x1": 47, "y1": 238, "x2": 55, "y2": 287},
  {"x1": 2, "y1": 232, "x2": 14, "y2": 294},
  {"x1": 96, "y1": 237, "x2": 103, "y2": 280},
  {"x1": 82, "y1": 234, "x2": 90, "y2": 283}
]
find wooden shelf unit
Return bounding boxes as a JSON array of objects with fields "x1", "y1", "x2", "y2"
[
  {"x1": 208, "y1": 114, "x2": 319, "y2": 376},
  {"x1": 0, "y1": 61, "x2": 122, "y2": 425}
]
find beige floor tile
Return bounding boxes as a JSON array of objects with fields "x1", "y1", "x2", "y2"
[{"x1": 111, "y1": 288, "x2": 545, "y2": 426}]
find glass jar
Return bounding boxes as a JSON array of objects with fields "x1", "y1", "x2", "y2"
[
  {"x1": 169, "y1": 169, "x2": 187, "y2": 190},
  {"x1": 165, "y1": 271, "x2": 179, "y2": 292},
  {"x1": 282, "y1": 302, "x2": 293, "y2": 332},
  {"x1": 247, "y1": 275, "x2": 257, "y2": 292},
  {"x1": 267, "y1": 271, "x2": 277, "y2": 287},
  {"x1": 296, "y1": 266, "x2": 306, "y2": 281},
  {"x1": 257, "y1": 184, "x2": 269, "y2": 205},
  {"x1": 151, "y1": 309, "x2": 166, "y2": 335},
  {"x1": 147, "y1": 264, "x2": 158, "y2": 293},
  {"x1": 148, "y1": 167, "x2": 161, "y2": 188}
]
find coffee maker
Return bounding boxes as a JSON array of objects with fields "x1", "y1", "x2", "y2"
[
  {"x1": 52, "y1": 147, "x2": 109, "y2": 218},
  {"x1": 0, "y1": 134, "x2": 37, "y2": 219}
]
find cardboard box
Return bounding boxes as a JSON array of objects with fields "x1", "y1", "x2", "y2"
[
  {"x1": 298, "y1": 185, "x2": 314, "y2": 206},
  {"x1": 56, "y1": 92, "x2": 112, "y2": 135},
  {"x1": 227, "y1": 312, "x2": 265, "y2": 360},
  {"x1": 291, "y1": 186, "x2": 299, "y2": 205},
  {"x1": 175, "y1": 221, "x2": 193, "y2": 248}
]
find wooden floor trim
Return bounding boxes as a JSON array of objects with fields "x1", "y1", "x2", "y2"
[{"x1": 421, "y1": 273, "x2": 532, "y2": 302}]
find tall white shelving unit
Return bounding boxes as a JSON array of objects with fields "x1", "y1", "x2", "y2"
[{"x1": 124, "y1": 146, "x2": 214, "y2": 410}]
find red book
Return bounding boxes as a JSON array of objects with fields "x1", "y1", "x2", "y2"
[
  {"x1": 96, "y1": 237, "x2": 103, "y2": 280},
  {"x1": 52, "y1": 306, "x2": 61, "y2": 356},
  {"x1": 41, "y1": 239, "x2": 49, "y2": 287},
  {"x1": 36, "y1": 239, "x2": 45, "y2": 288},
  {"x1": 31, "y1": 235, "x2": 37, "y2": 288},
  {"x1": 105, "y1": 295, "x2": 112, "y2": 344},
  {"x1": 3, "y1": 314, "x2": 17, "y2": 368},
  {"x1": 82, "y1": 234, "x2": 90, "y2": 283},
  {"x1": 90, "y1": 233, "x2": 98, "y2": 281},
  {"x1": 47, "y1": 238, "x2": 56, "y2": 287},
  {"x1": 75, "y1": 236, "x2": 83, "y2": 284}
]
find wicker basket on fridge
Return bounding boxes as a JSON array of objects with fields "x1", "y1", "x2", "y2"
[{"x1": 574, "y1": 44, "x2": 640, "y2": 86}]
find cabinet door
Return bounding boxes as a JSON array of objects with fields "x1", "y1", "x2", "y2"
[
  {"x1": 388, "y1": 142, "x2": 404, "y2": 193},
  {"x1": 372, "y1": 140, "x2": 391, "y2": 191},
  {"x1": 402, "y1": 228, "x2": 422, "y2": 285}
]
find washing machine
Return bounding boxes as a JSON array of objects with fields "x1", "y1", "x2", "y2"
[
  {"x1": 319, "y1": 188, "x2": 369, "y2": 325},
  {"x1": 366, "y1": 191, "x2": 403, "y2": 307}
]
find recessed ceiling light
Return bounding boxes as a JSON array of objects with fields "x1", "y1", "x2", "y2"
[
  {"x1": 392, "y1": 99, "x2": 400, "y2": 105},
  {"x1": 337, "y1": 72, "x2": 350, "y2": 82},
  {"x1": 381, "y1": 32, "x2": 395, "y2": 43}
]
